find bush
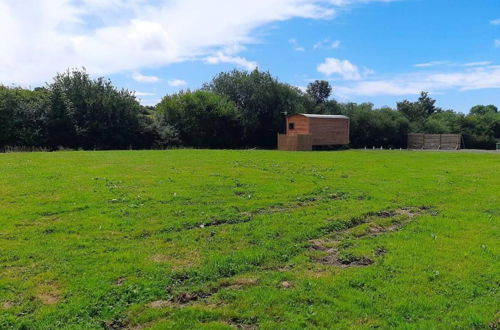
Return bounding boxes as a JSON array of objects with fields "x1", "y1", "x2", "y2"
[
  {"x1": 0, "y1": 86, "x2": 48, "y2": 149},
  {"x1": 154, "y1": 90, "x2": 243, "y2": 149},
  {"x1": 46, "y1": 69, "x2": 148, "y2": 150}
]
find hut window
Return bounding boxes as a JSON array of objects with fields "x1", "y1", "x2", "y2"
[{"x1": 289, "y1": 123, "x2": 295, "y2": 130}]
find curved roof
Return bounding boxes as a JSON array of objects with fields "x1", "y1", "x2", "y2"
[{"x1": 292, "y1": 114, "x2": 349, "y2": 119}]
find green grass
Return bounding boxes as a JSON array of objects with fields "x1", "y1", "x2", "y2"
[{"x1": 0, "y1": 150, "x2": 498, "y2": 329}]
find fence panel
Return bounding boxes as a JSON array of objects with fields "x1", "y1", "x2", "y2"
[{"x1": 408, "y1": 134, "x2": 461, "y2": 150}]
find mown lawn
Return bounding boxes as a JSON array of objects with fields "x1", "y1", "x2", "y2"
[{"x1": 0, "y1": 150, "x2": 498, "y2": 329}]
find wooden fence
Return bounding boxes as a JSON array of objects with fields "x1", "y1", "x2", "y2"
[
  {"x1": 277, "y1": 134, "x2": 313, "y2": 151},
  {"x1": 408, "y1": 134, "x2": 461, "y2": 150}
]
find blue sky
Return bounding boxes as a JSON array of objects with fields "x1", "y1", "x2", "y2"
[{"x1": 1, "y1": 0, "x2": 499, "y2": 112}]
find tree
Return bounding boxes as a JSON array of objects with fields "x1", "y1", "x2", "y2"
[
  {"x1": 306, "y1": 80, "x2": 332, "y2": 105},
  {"x1": 154, "y1": 90, "x2": 243, "y2": 148},
  {"x1": 0, "y1": 86, "x2": 48, "y2": 149},
  {"x1": 461, "y1": 105, "x2": 500, "y2": 149},
  {"x1": 46, "y1": 68, "x2": 148, "y2": 149},
  {"x1": 422, "y1": 110, "x2": 463, "y2": 134},
  {"x1": 469, "y1": 104, "x2": 498, "y2": 116},
  {"x1": 2, "y1": 67, "x2": 499, "y2": 151},
  {"x1": 338, "y1": 103, "x2": 410, "y2": 148},
  {"x1": 418, "y1": 91, "x2": 438, "y2": 116},
  {"x1": 203, "y1": 69, "x2": 310, "y2": 148},
  {"x1": 397, "y1": 91, "x2": 438, "y2": 124}
]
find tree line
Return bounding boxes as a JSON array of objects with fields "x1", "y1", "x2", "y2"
[{"x1": 1, "y1": 68, "x2": 499, "y2": 151}]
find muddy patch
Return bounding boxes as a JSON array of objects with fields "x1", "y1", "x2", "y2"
[
  {"x1": 104, "y1": 319, "x2": 127, "y2": 330},
  {"x1": 173, "y1": 291, "x2": 209, "y2": 304},
  {"x1": 280, "y1": 281, "x2": 293, "y2": 289},
  {"x1": 153, "y1": 276, "x2": 259, "y2": 311},
  {"x1": 310, "y1": 239, "x2": 374, "y2": 267},
  {"x1": 36, "y1": 283, "x2": 61, "y2": 305},
  {"x1": 219, "y1": 277, "x2": 258, "y2": 290},
  {"x1": 2, "y1": 301, "x2": 14, "y2": 309},
  {"x1": 174, "y1": 217, "x2": 252, "y2": 232},
  {"x1": 38, "y1": 293, "x2": 60, "y2": 305},
  {"x1": 310, "y1": 207, "x2": 429, "y2": 267},
  {"x1": 114, "y1": 277, "x2": 126, "y2": 286},
  {"x1": 171, "y1": 277, "x2": 258, "y2": 306},
  {"x1": 226, "y1": 316, "x2": 258, "y2": 330},
  {"x1": 195, "y1": 217, "x2": 252, "y2": 230},
  {"x1": 149, "y1": 300, "x2": 175, "y2": 309}
]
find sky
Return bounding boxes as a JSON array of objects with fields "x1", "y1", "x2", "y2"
[{"x1": 0, "y1": 0, "x2": 499, "y2": 112}]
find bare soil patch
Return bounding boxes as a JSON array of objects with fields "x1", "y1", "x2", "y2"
[
  {"x1": 310, "y1": 207, "x2": 429, "y2": 267},
  {"x1": 37, "y1": 293, "x2": 60, "y2": 305},
  {"x1": 219, "y1": 277, "x2": 258, "y2": 290},
  {"x1": 172, "y1": 279, "x2": 258, "y2": 306},
  {"x1": 2, "y1": 301, "x2": 14, "y2": 309}
]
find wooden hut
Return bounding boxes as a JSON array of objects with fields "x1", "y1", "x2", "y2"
[{"x1": 278, "y1": 114, "x2": 350, "y2": 151}]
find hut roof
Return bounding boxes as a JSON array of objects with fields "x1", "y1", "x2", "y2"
[{"x1": 293, "y1": 114, "x2": 349, "y2": 119}]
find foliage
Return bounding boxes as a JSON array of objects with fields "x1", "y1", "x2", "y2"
[
  {"x1": 1, "y1": 69, "x2": 152, "y2": 150},
  {"x1": 47, "y1": 69, "x2": 149, "y2": 149},
  {"x1": 397, "y1": 91, "x2": 440, "y2": 124},
  {"x1": 0, "y1": 86, "x2": 48, "y2": 148},
  {"x1": 461, "y1": 110, "x2": 500, "y2": 149},
  {"x1": 421, "y1": 110, "x2": 464, "y2": 134},
  {"x1": 469, "y1": 104, "x2": 498, "y2": 116},
  {"x1": 0, "y1": 150, "x2": 498, "y2": 328},
  {"x1": 395, "y1": 93, "x2": 499, "y2": 149},
  {"x1": 306, "y1": 80, "x2": 332, "y2": 105},
  {"x1": 155, "y1": 90, "x2": 243, "y2": 148},
  {"x1": 0, "y1": 68, "x2": 499, "y2": 150},
  {"x1": 328, "y1": 103, "x2": 410, "y2": 148},
  {"x1": 203, "y1": 69, "x2": 311, "y2": 148}
]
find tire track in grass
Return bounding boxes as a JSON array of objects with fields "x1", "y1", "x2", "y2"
[
  {"x1": 103, "y1": 189, "x2": 426, "y2": 328},
  {"x1": 122, "y1": 206, "x2": 434, "y2": 329},
  {"x1": 167, "y1": 190, "x2": 352, "y2": 233},
  {"x1": 309, "y1": 206, "x2": 432, "y2": 267}
]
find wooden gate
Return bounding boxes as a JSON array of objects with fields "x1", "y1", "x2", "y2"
[{"x1": 408, "y1": 134, "x2": 461, "y2": 150}]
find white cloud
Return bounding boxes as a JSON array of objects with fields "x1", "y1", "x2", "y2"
[
  {"x1": 132, "y1": 72, "x2": 160, "y2": 83},
  {"x1": 328, "y1": 0, "x2": 397, "y2": 5},
  {"x1": 134, "y1": 91, "x2": 156, "y2": 96},
  {"x1": 491, "y1": 18, "x2": 500, "y2": 25},
  {"x1": 313, "y1": 39, "x2": 341, "y2": 50},
  {"x1": 289, "y1": 39, "x2": 306, "y2": 52},
  {"x1": 335, "y1": 65, "x2": 500, "y2": 97},
  {"x1": 0, "y1": 0, "x2": 398, "y2": 85},
  {"x1": 204, "y1": 52, "x2": 258, "y2": 71},
  {"x1": 413, "y1": 61, "x2": 450, "y2": 68},
  {"x1": 0, "y1": 0, "x2": 358, "y2": 85},
  {"x1": 464, "y1": 61, "x2": 492, "y2": 67},
  {"x1": 495, "y1": 40, "x2": 500, "y2": 48},
  {"x1": 168, "y1": 79, "x2": 187, "y2": 87},
  {"x1": 317, "y1": 58, "x2": 368, "y2": 80},
  {"x1": 414, "y1": 61, "x2": 495, "y2": 68}
]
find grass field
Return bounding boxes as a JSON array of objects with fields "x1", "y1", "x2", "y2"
[{"x1": 0, "y1": 150, "x2": 498, "y2": 329}]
